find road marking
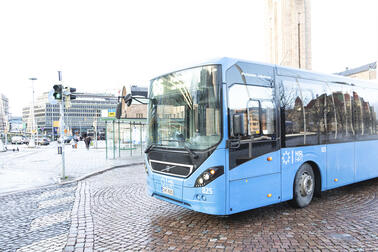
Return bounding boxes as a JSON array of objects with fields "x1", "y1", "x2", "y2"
[
  {"x1": 38, "y1": 196, "x2": 74, "y2": 209},
  {"x1": 30, "y1": 211, "x2": 70, "y2": 231},
  {"x1": 16, "y1": 234, "x2": 67, "y2": 252},
  {"x1": 37, "y1": 187, "x2": 76, "y2": 201}
]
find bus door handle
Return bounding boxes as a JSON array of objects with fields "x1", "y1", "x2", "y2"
[{"x1": 227, "y1": 139, "x2": 240, "y2": 149}]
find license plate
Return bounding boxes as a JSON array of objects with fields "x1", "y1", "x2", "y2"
[{"x1": 162, "y1": 186, "x2": 174, "y2": 196}]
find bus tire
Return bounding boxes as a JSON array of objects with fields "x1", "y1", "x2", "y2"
[{"x1": 290, "y1": 163, "x2": 315, "y2": 208}]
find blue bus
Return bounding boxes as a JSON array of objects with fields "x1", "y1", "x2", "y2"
[{"x1": 143, "y1": 57, "x2": 378, "y2": 215}]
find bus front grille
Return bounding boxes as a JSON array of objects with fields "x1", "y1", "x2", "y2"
[{"x1": 149, "y1": 159, "x2": 193, "y2": 178}]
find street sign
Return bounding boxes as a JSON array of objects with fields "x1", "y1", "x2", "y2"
[{"x1": 108, "y1": 109, "x2": 116, "y2": 117}]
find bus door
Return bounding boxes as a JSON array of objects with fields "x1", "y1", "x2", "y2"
[{"x1": 227, "y1": 84, "x2": 281, "y2": 213}]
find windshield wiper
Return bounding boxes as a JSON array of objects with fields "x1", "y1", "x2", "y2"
[
  {"x1": 158, "y1": 139, "x2": 199, "y2": 161},
  {"x1": 182, "y1": 142, "x2": 199, "y2": 160},
  {"x1": 144, "y1": 144, "x2": 156, "y2": 154}
]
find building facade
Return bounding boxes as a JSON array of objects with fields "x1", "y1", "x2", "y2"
[
  {"x1": 9, "y1": 116, "x2": 23, "y2": 133},
  {"x1": 336, "y1": 62, "x2": 377, "y2": 80},
  {"x1": 265, "y1": 0, "x2": 312, "y2": 70},
  {"x1": 0, "y1": 94, "x2": 9, "y2": 133},
  {"x1": 23, "y1": 92, "x2": 118, "y2": 137}
]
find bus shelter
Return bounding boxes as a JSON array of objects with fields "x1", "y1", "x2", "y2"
[{"x1": 103, "y1": 118, "x2": 147, "y2": 159}]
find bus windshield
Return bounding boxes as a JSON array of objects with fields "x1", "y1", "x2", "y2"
[{"x1": 148, "y1": 65, "x2": 221, "y2": 150}]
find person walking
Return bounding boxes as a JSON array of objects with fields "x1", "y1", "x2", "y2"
[{"x1": 84, "y1": 136, "x2": 91, "y2": 150}]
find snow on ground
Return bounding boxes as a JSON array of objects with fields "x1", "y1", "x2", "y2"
[{"x1": 0, "y1": 141, "x2": 143, "y2": 194}]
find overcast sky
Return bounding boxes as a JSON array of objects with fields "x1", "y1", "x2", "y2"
[{"x1": 0, "y1": 0, "x2": 377, "y2": 116}]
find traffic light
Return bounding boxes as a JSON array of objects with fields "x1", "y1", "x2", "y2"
[
  {"x1": 53, "y1": 85, "x2": 63, "y2": 100},
  {"x1": 69, "y1": 87, "x2": 76, "y2": 100},
  {"x1": 64, "y1": 87, "x2": 77, "y2": 100}
]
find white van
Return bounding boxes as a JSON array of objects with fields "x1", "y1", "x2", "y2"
[{"x1": 11, "y1": 136, "x2": 23, "y2": 144}]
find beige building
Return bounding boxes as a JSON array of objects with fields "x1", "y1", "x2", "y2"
[
  {"x1": 336, "y1": 62, "x2": 377, "y2": 80},
  {"x1": 265, "y1": 0, "x2": 312, "y2": 70},
  {"x1": 125, "y1": 104, "x2": 147, "y2": 119}
]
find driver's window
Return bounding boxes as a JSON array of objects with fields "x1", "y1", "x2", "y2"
[{"x1": 229, "y1": 84, "x2": 276, "y2": 139}]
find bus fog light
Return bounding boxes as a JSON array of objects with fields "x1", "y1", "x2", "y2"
[{"x1": 203, "y1": 172, "x2": 210, "y2": 181}]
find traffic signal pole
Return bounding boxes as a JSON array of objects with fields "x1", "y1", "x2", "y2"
[
  {"x1": 58, "y1": 71, "x2": 66, "y2": 180},
  {"x1": 53, "y1": 71, "x2": 76, "y2": 181},
  {"x1": 59, "y1": 96, "x2": 66, "y2": 179}
]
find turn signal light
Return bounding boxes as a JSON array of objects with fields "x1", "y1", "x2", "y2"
[
  {"x1": 210, "y1": 169, "x2": 215, "y2": 175},
  {"x1": 334, "y1": 178, "x2": 338, "y2": 182},
  {"x1": 267, "y1": 193, "x2": 272, "y2": 198},
  {"x1": 267, "y1": 157, "x2": 273, "y2": 161}
]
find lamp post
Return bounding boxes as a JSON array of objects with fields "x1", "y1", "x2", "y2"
[{"x1": 29, "y1": 77, "x2": 37, "y2": 147}]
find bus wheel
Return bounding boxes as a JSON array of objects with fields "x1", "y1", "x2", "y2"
[{"x1": 290, "y1": 163, "x2": 315, "y2": 208}]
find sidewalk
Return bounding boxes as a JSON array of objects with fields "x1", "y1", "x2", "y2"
[{"x1": 0, "y1": 141, "x2": 143, "y2": 194}]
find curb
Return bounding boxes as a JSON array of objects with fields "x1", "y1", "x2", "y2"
[{"x1": 58, "y1": 162, "x2": 144, "y2": 185}]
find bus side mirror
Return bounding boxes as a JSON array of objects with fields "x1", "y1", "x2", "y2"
[
  {"x1": 124, "y1": 94, "x2": 132, "y2": 106},
  {"x1": 233, "y1": 113, "x2": 245, "y2": 136}
]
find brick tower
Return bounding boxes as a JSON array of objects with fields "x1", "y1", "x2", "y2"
[{"x1": 265, "y1": 0, "x2": 312, "y2": 70}]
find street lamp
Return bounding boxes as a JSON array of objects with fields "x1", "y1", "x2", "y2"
[{"x1": 29, "y1": 77, "x2": 37, "y2": 148}]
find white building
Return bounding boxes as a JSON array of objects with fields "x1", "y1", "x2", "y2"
[
  {"x1": 23, "y1": 92, "x2": 118, "y2": 137},
  {"x1": 0, "y1": 94, "x2": 9, "y2": 133}
]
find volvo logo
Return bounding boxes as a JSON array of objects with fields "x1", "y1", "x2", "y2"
[{"x1": 161, "y1": 165, "x2": 176, "y2": 172}]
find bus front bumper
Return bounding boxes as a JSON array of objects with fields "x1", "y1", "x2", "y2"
[{"x1": 147, "y1": 172, "x2": 226, "y2": 215}]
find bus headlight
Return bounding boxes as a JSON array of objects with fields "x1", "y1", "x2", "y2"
[
  {"x1": 203, "y1": 172, "x2": 210, "y2": 181},
  {"x1": 194, "y1": 166, "x2": 224, "y2": 187},
  {"x1": 197, "y1": 177, "x2": 204, "y2": 185}
]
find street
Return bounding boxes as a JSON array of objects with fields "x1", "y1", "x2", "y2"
[{"x1": 1, "y1": 163, "x2": 376, "y2": 251}]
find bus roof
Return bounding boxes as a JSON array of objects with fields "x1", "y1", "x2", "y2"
[{"x1": 151, "y1": 57, "x2": 378, "y2": 89}]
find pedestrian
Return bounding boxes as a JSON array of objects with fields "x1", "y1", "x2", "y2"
[{"x1": 84, "y1": 136, "x2": 91, "y2": 150}]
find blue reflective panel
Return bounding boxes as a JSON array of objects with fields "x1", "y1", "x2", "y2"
[
  {"x1": 355, "y1": 140, "x2": 378, "y2": 181},
  {"x1": 326, "y1": 142, "x2": 354, "y2": 189}
]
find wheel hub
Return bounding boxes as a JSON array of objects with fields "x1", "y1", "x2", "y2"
[{"x1": 300, "y1": 172, "x2": 314, "y2": 197}]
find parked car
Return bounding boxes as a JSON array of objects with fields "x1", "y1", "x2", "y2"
[
  {"x1": 22, "y1": 136, "x2": 30, "y2": 144},
  {"x1": 36, "y1": 137, "x2": 50, "y2": 146},
  {"x1": 64, "y1": 136, "x2": 74, "y2": 144},
  {"x1": 57, "y1": 136, "x2": 74, "y2": 144}
]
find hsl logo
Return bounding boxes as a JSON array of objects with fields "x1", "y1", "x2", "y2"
[
  {"x1": 282, "y1": 150, "x2": 303, "y2": 165},
  {"x1": 160, "y1": 177, "x2": 174, "y2": 189}
]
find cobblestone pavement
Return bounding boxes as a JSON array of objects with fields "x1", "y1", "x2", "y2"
[
  {"x1": 0, "y1": 183, "x2": 77, "y2": 252},
  {"x1": 65, "y1": 165, "x2": 378, "y2": 251}
]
